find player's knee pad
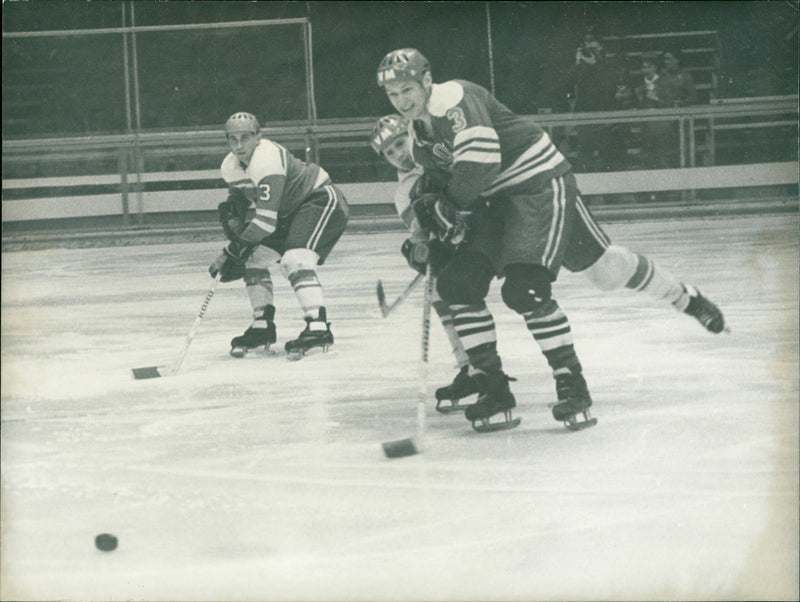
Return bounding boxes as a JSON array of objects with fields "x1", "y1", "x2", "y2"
[
  {"x1": 280, "y1": 248, "x2": 320, "y2": 279},
  {"x1": 582, "y1": 244, "x2": 638, "y2": 291},
  {"x1": 436, "y1": 253, "x2": 494, "y2": 305},
  {"x1": 501, "y1": 263, "x2": 553, "y2": 314},
  {"x1": 243, "y1": 268, "x2": 271, "y2": 287}
]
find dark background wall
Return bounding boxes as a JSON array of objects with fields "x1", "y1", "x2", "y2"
[{"x1": 3, "y1": 1, "x2": 797, "y2": 136}]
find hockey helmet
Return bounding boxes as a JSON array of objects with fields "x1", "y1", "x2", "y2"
[
  {"x1": 224, "y1": 112, "x2": 260, "y2": 135},
  {"x1": 370, "y1": 114, "x2": 409, "y2": 155},
  {"x1": 377, "y1": 48, "x2": 430, "y2": 87}
]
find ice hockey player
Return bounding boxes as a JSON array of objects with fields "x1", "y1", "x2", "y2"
[
  {"x1": 209, "y1": 112, "x2": 349, "y2": 359},
  {"x1": 371, "y1": 114, "x2": 480, "y2": 413},
  {"x1": 377, "y1": 48, "x2": 727, "y2": 432}
]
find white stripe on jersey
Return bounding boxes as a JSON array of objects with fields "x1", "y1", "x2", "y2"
[
  {"x1": 250, "y1": 217, "x2": 276, "y2": 234},
  {"x1": 481, "y1": 131, "x2": 566, "y2": 196},
  {"x1": 543, "y1": 177, "x2": 566, "y2": 268},
  {"x1": 452, "y1": 126, "x2": 500, "y2": 166},
  {"x1": 255, "y1": 207, "x2": 277, "y2": 220},
  {"x1": 307, "y1": 185, "x2": 338, "y2": 250}
]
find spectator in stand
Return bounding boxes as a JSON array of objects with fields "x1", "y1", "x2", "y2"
[
  {"x1": 571, "y1": 29, "x2": 618, "y2": 173},
  {"x1": 635, "y1": 52, "x2": 676, "y2": 172},
  {"x1": 660, "y1": 50, "x2": 697, "y2": 108}
]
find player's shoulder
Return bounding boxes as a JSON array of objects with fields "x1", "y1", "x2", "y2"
[
  {"x1": 220, "y1": 152, "x2": 244, "y2": 182},
  {"x1": 429, "y1": 79, "x2": 488, "y2": 117},
  {"x1": 248, "y1": 139, "x2": 285, "y2": 174}
]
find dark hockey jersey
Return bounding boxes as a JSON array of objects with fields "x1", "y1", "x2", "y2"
[{"x1": 409, "y1": 80, "x2": 571, "y2": 210}]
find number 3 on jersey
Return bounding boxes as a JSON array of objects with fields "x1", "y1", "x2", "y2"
[
  {"x1": 258, "y1": 183, "x2": 271, "y2": 201},
  {"x1": 447, "y1": 107, "x2": 467, "y2": 133}
]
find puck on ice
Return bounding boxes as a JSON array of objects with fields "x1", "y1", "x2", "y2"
[{"x1": 95, "y1": 533, "x2": 118, "y2": 552}]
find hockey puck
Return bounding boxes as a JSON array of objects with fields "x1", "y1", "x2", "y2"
[
  {"x1": 95, "y1": 533, "x2": 118, "y2": 552},
  {"x1": 382, "y1": 437, "x2": 419, "y2": 458}
]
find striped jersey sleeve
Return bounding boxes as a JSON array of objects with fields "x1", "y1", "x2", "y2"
[
  {"x1": 423, "y1": 80, "x2": 571, "y2": 208},
  {"x1": 220, "y1": 140, "x2": 287, "y2": 244}
]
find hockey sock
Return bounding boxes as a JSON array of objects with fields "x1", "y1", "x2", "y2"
[
  {"x1": 625, "y1": 254, "x2": 690, "y2": 311},
  {"x1": 245, "y1": 270, "x2": 274, "y2": 319},
  {"x1": 433, "y1": 298, "x2": 470, "y2": 369},
  {"x1": 288, "y1": 269, "x2": 325, "y2": 318},
  {"x1": 522, "y1": 299, "x2": 582, "y2": 374},
  {"x1": 450, "y1": 303, "x2": 502, "y2": 373}
]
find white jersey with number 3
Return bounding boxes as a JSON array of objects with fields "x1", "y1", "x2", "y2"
[{"x1": 221, "y1": 139, "x2": 330, "y2": 242}]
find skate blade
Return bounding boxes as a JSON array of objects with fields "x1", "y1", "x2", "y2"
[
  {"x1": 471, "y1": 412, "x2": 521, "y2": 433},
  {"x1": 285, "y1": 344, "x2": 334, "y2": 361},
  {"x1": 435, "y1": 399, "x2": 467, "y2": 414},
  {"x1": 562, "y1": 410, "x2": 598, "y2": 432},
  {"x1": 230, "y1": 344, "x2": 273, "y2": 358}
]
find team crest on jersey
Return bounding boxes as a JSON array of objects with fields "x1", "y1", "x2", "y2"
[{"x1": 431, "y1": 141, "x2": 454, "y2": 171}]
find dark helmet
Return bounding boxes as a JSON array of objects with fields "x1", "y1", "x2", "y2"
[{"x1": 377, "y1": 48, "x2": 430, "y2": 87}]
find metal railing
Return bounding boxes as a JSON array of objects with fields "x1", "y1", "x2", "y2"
[{"x1": 2, "y1": 97, "x2": 797, "y2": 226}]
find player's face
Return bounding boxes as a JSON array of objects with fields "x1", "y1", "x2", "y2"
[
  {"x1": 384, "y1": 79, "x2": 428, "y2": 121},
  {"x1": 227, "y1": 131, "x2": 259, "y2": 164},
  {"x1": 381, "y1": 135, "x2": 415, "y2": 171}
]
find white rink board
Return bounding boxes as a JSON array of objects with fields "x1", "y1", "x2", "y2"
[
  {"x1": 2, "y1": 162, "x2": 797, "y2": 221},
  {"x1": 1, "y1": 214, "x2": 798, "y2": 601}
]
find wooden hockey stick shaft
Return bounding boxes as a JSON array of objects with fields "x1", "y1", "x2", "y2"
[
  {"x1": 377, "y1": 272, "x2": 424, "y2": 318},
  {"x1": 168, "y1": 272, "x2": 221, "y2": 375},
  {"x1": 416, "y1": 265, "x2": 435, "y2": 448},
  {"x1": 380, "y1": 267, "x2": 434, "y2": 458}
]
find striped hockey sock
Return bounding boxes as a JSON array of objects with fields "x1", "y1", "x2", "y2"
[
  {"x1": 625, "y1": 254, "x2": 690, "y2": 312},
  {"x1": 523, "y1": 300, "x2": 582, "y2": 374},
  {"x1": 450, "y1": 303, "x2": 502, "y2": 373},
  {"x1": 288, "y1": 268, "x2": 324, "y2": 318}
]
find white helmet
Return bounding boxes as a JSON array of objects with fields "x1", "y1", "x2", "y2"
[
  {"x1": 370, "y1": 114, "x2": 408, "y2": 155},
  {"x1": 225, "y1": 112, "x2": 260, "y2": 135}
]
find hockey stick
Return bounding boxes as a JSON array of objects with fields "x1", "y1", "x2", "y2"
[
  {"x1": 382, "y1": 266, "x2": 434, "y2": 458},
  {"x1": 376, "y1": 272, "x2": 424, "y2": 318},
  {"x1": 131, "y1": 272, "x2": 221, "y2": 379}
]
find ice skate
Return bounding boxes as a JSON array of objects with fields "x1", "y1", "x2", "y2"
[
  {"x1": 683, "y1": 285, "x2": 728, "y2": 334},
  {"x1": 284, "y1": 307, "x2": 334, "y2": 360},
  {"x1": 230, "y1": 306, "x2": 276, "y2": 357},
  {"x1": 435, "y1": 366, "x2": 479, "y2": 414},
  {"x1": 551, "y1": 370, "x2": 597, "y2": 431},
  {"x1": 464, "y1": 371, "x2": 521, "y2": 433}
]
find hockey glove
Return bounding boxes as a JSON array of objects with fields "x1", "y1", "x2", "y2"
[
  {"x1": 208, "y1": 238, "x2": 256, "y2": 281},
  {"x1": 427, "y1": 238, "x2": 454, "y2": 274},
  {"x1": 401, "y1": 238, "x2": 430, "y2": 275},
  {"x1": 409, "y1": 170, "x2": 448, "y2": 201},
  {"x1": 218, "y1": 200, "x2": 246, "y2": 241},
  {"x1": 412, "y1": 194, "x2": 471, "y2": 247}
]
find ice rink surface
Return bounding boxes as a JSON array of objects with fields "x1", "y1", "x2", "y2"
[{"x1": 1, "y1": 213, "x2": 798, "y2": 601}]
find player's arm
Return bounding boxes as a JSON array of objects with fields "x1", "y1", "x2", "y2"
[
  {"x1": 442, "y1": 89, "x2": 502, "y2": 210},
  {"x1": 238, "y1": 172, "x2": 286, "y2": 245}
]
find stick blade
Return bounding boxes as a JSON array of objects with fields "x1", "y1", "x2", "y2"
[
  {"x1": 376, "y1": 280, "x2": 390, "y2": 317},
  {"x1": 131, "y1": 365, "x2": 169, "y2": 380},
  {"x1": 382, "y1": 437, "x2": 420, "y2": 459}
]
